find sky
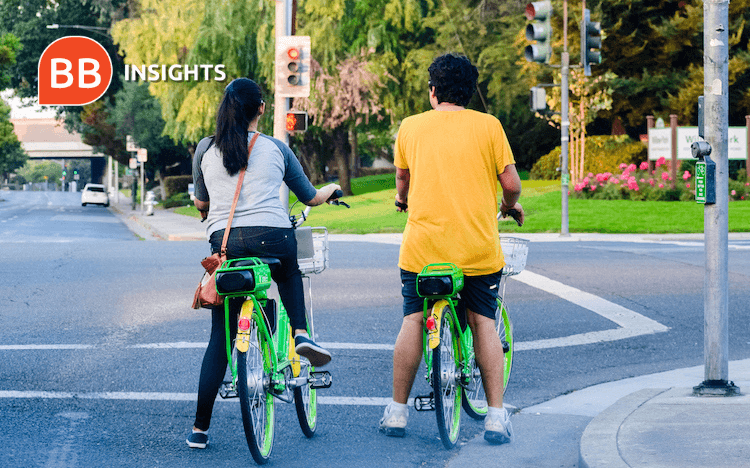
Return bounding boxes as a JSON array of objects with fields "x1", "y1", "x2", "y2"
[{"x1": 2, "y1": 89, "x2": 57, "y2": 119}]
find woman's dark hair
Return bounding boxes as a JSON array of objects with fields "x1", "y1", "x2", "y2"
[
  {"x1": 427, "y1": 53, "x2": 478, "y2": 107},
  {"x1": 215, "y1": 78, "x2": 263, "y2": 175}
]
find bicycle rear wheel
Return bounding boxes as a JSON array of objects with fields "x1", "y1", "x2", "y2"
[
  {"x1": 432, "y1": 305, "x2": 462, "y2": 449},
  {"x1": 237, "y1": 318, "x2": 275, "y2": 465},
  {"x1": 461, "y1": 298, "x2": 514, "y2": 420}
]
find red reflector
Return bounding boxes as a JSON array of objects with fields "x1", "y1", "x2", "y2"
[
  {"x1": 238, "y1": 317, "x2": 251, "y2": 331},
  {"x1": 426, "y1": 316, "x2": 436, "y2": 331}
]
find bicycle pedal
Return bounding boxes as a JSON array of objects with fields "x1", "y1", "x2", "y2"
[
  {"x1": 414, "y1": 393, "x2": 435, "y2": 411},
  {"x1": 309, "y1": 371, "x2": 333, "y2": 389},
  {"x1": 219, "y1": 381, "x2": 238, "y2": 399}
]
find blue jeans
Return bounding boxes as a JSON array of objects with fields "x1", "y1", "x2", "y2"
[{"x1": 194, "y1": 226, "x2": 307, "y2": 430}]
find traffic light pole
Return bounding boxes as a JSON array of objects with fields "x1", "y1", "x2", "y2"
[
  {"x1": 560, "y1": 0, "x2": 570, "y2": 236},
  {"x1": 275, "y1": 0, "x2": 292, "y2": 211},
  {"x1": 560, "y1": 52, "x2": 570, "y2": 236},
  {"x1": 694, "y1": 0, "x2": 738, "y2": 396}
]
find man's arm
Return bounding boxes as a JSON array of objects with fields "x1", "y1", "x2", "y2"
[
  {"x1": 395, "y1": 167, "x2": 410, "y2": 212},
  {"x1": 498, "y1": 164, "x2": 524, "y2": 225}
]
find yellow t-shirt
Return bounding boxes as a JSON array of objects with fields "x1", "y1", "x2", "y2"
[{"x1": 394, "y1": 109, "x2": 515, "y2": 275}]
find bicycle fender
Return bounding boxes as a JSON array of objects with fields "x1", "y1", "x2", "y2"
[
  {"x1": 289, "y1": 326, "x2": 302, "y2": 377},
  {"x1": 235, "y1": 300, "x2": 255, "y2": 353},
  {"x1": 428, "y1": 299, "x2": 450, "y2": 350}
]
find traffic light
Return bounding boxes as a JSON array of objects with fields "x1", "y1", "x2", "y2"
[
  {"x1": 276, "y1": 36, "x2": 311, "y2": 98},
  {"x1": 524, "y1": 1, "x2": 553, "y2": 64},
  {"x1": 530, "y1": 86, "x2": 547, "y2": 112},
  {"x1": 286, "y1": 111, "x2": 308, "y2": 133},
  {"x1": 580, "y1": 9, "x2": 602, "y2": 76}
]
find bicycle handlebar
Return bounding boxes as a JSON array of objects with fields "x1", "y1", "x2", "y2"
[{"x1": 291, "y1": 189, "x2": 349, "y2": 228}]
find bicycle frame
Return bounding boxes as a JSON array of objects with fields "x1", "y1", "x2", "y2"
[
  {"x1": 416, "y1": 264, "x2": 477, "y2": 403},
  {"x1": 217, "y1": 259, "x2": 310, "y2": 403}
]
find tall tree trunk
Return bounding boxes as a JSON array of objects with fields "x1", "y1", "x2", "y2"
[
  {"x1": 348, "y1": 124, "x2": 359, "y2": 179},
  {"x1": 333, "y1": 126, "x2": 352, "y2": 195}
]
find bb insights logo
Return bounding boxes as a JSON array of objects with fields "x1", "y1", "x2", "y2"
[{"x1": 38, "y1": 36, "x2": 113, "y2": 106}]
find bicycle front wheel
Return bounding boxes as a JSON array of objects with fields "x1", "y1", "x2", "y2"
[
  {"x1": 432, "y1": 305, "x2": 461, "y2": 449},
  {"x1": 461, "y1": 298, "x2": 514, "y2": 420},
  {"x1": 237, "y1": 318, "x2": 275, "y2": 465}
]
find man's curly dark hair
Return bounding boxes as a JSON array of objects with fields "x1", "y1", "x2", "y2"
[{"x1": 427, "y1": 53, "x2": 478, "y2": 107}]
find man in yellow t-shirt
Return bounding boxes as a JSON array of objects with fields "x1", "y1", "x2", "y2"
[{"x1": 379, "y1": 53, "x2": 524, "y2": 445}]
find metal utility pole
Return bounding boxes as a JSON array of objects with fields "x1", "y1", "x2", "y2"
[
  {"x1": 693, "y1": 0, "x2": 738, "y2": 397},
  {"x1": 275, "y1": 0, "x2": 293, "y2": 211},
  {"x1": 560, "y1": 0, "x2": 570, "y2": 236}
]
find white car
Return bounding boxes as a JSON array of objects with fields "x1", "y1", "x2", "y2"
[{"x1": 81, "y1": 183, "x2": 110, "y2": 207}]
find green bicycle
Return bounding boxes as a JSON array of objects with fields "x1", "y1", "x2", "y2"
[
  {"x1": 214, "y1": 193, "x2": 346, "y2": 465},
  {"x1": 413, "y1": 236, "x2": 528, "y2": 449}
]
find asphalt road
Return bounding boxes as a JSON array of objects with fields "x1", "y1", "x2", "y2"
[{"x1": 1, "y1": 191, "x2": 749, "y2": 467}]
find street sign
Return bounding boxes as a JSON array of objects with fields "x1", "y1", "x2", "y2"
[
  {"x1": 561, "y1": 174, "x2": 570, "y2": 185},
  {"x1": 136, "y1": 148, "x2": 148, "y2": 162},
  {"x1": 695, "y1": 161, "x2": 706, "y2": 204},
  {"x1": 129, "y1": 158, "x2": 137, "y2": 169},
  {"x1": 126, "y1": 135, "x2": 138, "y2": 152}
]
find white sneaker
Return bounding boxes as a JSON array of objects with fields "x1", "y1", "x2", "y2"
[
  {"x1": 484, "y1": 407, "x2": 513, "y2": 445},
  {"x1": 379, "y1": 402, "x2": 408, "y2": 437}
]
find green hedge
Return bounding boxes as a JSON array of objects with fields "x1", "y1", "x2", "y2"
[
  {"x1": 530, "y1": 135, "x2": 647, "y2": 180},
  {"x1": 163, "y1": 175, "x2": 193, "y2": 199}
]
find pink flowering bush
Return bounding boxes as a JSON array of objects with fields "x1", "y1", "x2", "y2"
[
  {"x1": 571, "y1": 160, "x2": 750, "y2": 202},
  {"x1": 571, "y1": 160, "x2": 693, "y2": 201}
]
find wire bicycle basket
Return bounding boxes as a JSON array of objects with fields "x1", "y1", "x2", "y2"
[{"x1": 499, "y1": 237, "x2": 529, "y2": 276}]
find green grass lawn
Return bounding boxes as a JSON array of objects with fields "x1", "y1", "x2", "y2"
[{"x1": 175, "y1": 175, "x2": 750, "y2": 234}]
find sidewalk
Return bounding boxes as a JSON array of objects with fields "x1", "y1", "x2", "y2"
[
  {"x1": 108, "y1": 192, "x2": 205, "y2": 241},
  {"x1": 109, "y1": 195, "x2": 750, "y2": 467}
]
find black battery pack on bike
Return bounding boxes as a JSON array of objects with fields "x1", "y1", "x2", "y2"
[
  {"x1": 261, "y1": 298, "x2": 277, "y2": 334},
  {"x1": 215, "y1": 258, "x2": 274, "y2": 295},
  {"x1": 417, "y1": 263, "x2": 464, "y2": 297}
]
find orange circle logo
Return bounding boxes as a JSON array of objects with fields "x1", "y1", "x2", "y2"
[{"x1": 38, "y1": 36, "x2": 113, "y2": 105}]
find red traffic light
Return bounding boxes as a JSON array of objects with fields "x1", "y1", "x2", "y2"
[
  {"x1": 287, "y1": 47, "x2": 300, "y2": 60},
  {"x1": 286, "y1": 111, "x2": 308, "y2": 132},
  {"x1": 525, "y1": 3, "x2": 536, "y2": 20}
]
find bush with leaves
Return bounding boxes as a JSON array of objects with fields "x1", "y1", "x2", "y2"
[{"x1": 530, "y1": 135, "x2": 646, "y2": 180}]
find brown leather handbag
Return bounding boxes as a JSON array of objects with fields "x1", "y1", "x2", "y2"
[{"x1": 192, "y1": 133, "x2": 260, "y2": 309}]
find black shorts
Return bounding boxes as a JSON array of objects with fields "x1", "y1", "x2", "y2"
[{"x1": 400, "y1": 269, "x2": 502, "y2": 319}]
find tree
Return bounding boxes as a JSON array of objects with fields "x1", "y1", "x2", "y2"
[
  {"x1": 0, "y1": 32, "x2": 26, "y2": 182},
  {"x1": 593, "y1": 0, "x2": 750, "y2": 133},
  {"x1": 16, "y1": 160, "x2": 62, "y2": 186},
  {"x1": 111, "y1": 0, "x2": 276, "y2": 145},
  {"x1": 109, "y1": 81, "x2": 189, "y2": 192},
  {"x1": 297, "y1": 53, "x2": 394, "y2": 194}
]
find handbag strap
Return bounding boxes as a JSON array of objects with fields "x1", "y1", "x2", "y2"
[{"x1": 220, "y1": 132, "x2": 261, "y2": 257}]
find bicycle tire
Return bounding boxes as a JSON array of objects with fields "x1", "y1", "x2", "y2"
[
  {"x1": 432, "y1": 305, "x2": 462, "y2": 449},
  {"x1": 461, "y1": 298, "x2": 514, "y2": 420},
  {"x1": 237, "y1": 318, "x2": 275, "y2": 465},
  {"x1": 293, "y1": 327, "x2": 317, "y2": 438}
]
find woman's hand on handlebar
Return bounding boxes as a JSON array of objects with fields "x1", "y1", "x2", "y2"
[{"x1": 308, "y1": 184, "x2": 341, "y2": 206}]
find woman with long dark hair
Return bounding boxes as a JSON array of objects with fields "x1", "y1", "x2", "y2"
[{"x1": 187, "y1": 78, "x2": 340, "y2": 449}]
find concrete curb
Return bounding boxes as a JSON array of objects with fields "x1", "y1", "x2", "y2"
[{"x1": 579, "y1": 388, "x2": 668, "y2": 468}]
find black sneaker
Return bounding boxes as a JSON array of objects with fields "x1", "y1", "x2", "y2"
[
  {"x1": 294, "y1": 335, "x2": 332, "y2": 367},
  {"x1": 186, "y1": 430, "x2": 208, "y2": 449}
]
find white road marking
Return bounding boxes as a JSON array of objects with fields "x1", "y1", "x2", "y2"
[
  {"x1": 511, "y1": 270, "x2": 669, "y2": 350},
  {"x1": 0, "y1": 390, "x2": 398, "y2": 406},
  {"x1": 0, "y1": 270, "x2": 668, "y2": 353}
]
